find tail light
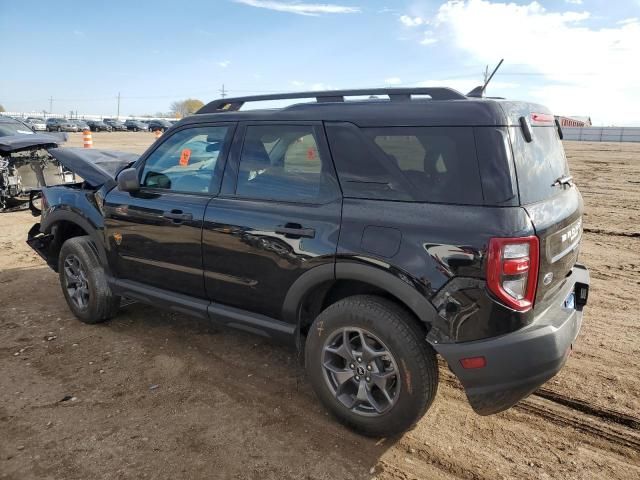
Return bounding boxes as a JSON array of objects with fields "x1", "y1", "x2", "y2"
[{"x1": 487, "y1": 236, "x2": 539, "y2": 311}]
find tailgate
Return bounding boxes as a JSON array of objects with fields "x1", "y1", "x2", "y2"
[{"x1": 524, "y1": 187, "x2": 583, "y2": 305}]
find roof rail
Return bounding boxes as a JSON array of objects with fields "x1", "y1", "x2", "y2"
[{"x1": 197, "y1": 87, "x2": 467, "y2": 113}]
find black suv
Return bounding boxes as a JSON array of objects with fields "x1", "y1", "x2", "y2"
[
  {"x1": 147, "y1": 119, "x2": 172, "y2": 132},
  {"x1": 86, "y1": 120, "x2": 112, "y2": 132},
  {"x1": 124, "y1": 119, "x2": 149, "y2": 132},
  {"x1": 26, "y1": 88, "x2": 589, "y2": 436}
]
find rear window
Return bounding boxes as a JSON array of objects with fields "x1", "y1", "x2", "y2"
[
  {"x1": 510, "y1": 126, "x2": 569, "y2": 204},
  {"x1": 326, "y1": 123, "x2": 516, "y2": 206}
]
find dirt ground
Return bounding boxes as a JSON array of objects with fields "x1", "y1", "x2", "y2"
[{"x1": 1, "y1": 133, "x2": 639, "y2": 479}]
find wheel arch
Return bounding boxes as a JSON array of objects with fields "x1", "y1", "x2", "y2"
[
  {"x1": 41, "y1": 208, "x2": 109, "y2": 273},
  {"x1": 283, "y1": 262, "x2": 438, "y2": 348}
]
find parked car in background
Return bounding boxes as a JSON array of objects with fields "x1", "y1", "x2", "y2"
[
  {"x1": 46, "y1": 118, "x2": 78, "y2": 133},
  {"x1": 86, "y1": 120, "x2": 112, "y2": 132},
  {"x1": 103, "y1": 119, "x2": 128, "y2": 131},
  {"x1": 147, "y1": 119, "x2": 172, "y2": 132},
  {"x1": 70, "y1": 119, "x2": 91, "y2": 131},
  {"x1": 25, "y1": 117, "x2": 47, "y2": 131},
  {"x1": 0, "y1": 116, "x2": 36, "y2": 137},
  {"x1": 124, "y1": 119, "x2": 149, "y2": 132}
]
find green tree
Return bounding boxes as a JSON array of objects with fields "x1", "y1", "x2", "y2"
[{"x1": 170, "y1": 98, "x2": 204, "y2": 118}]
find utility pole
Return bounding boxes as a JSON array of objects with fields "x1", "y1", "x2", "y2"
[
  {"x1": 117, "y1": 92, "x2": 121, "y2": 118},
  {"x1": 220, "y1": 84, "x2": 226, "y2": 98},
  {"x1": 49, "y1": 96, "x2": 53, "y2": 114}
]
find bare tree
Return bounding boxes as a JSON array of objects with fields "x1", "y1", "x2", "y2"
[
  {"x1": 170, "y1": 99, "x2": 204, "y2": 118},
  {"x1": 0, "y1": 104, "x2": 5, "y2": 112}
]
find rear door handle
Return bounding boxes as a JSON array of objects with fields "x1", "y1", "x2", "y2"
[
  {"x1": 163, "y1": 210, "x2": 193, "y2": 223},
  {"x1": 275, "y1": 223, "x2": 315, "y2": 239}
]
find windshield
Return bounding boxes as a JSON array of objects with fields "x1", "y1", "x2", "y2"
[{"x1": 0, "y1": 120, "x2": 34, "y2": 137}]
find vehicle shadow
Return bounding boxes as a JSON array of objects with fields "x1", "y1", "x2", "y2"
[{"x1": 1, "y1": 265, "x2": 401, "y2": 479}]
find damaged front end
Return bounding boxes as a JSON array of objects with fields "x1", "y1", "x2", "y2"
[
  {"x1": 0, "y1": 133, "x2": 73, "y2": 211},
  {"x1": 26, "y1": 146, "x2": 139, "y2": 270}
]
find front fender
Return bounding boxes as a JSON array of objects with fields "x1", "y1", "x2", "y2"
[{"x1": 39, "y1": 188, "x2": 109, "y2": 271}]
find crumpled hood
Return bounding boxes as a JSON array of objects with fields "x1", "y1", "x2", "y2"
[
  {"x1": 0, "y1": 133, "x2": 67, "y2": 154},
  {"x1": 48, "y1": 147, "x2": 139, "y2": 187}
]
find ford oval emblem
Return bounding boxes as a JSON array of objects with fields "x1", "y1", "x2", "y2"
[{"x1": 543, "y1": 272, "x2": 554, "y2": 285}]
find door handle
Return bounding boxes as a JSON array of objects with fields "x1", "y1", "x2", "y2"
[
  {"x1": 163, "y1": 210, "x2": 193, "y2": 223},
  {"x1": 275, "y1": 223, "x2": 315, "y2": 239}
]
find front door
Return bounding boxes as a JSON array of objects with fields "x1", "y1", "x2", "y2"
[
  {"x1": 202, "y1": 122, "x2": 342, "y2": 320},
  {"x1": 104, "y1": 124, "x2": 235, "y2": 298}
]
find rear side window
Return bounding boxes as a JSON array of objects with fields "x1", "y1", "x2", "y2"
[
  {"x1": 236, "y1": 124, "x2": 338, "y2": 203},
  {"x1": 510, "y1": 126, "x2": 569, "y2": 204},
  {"x1": 326, "y1": 123, "x2": 485, "y2": 205}
]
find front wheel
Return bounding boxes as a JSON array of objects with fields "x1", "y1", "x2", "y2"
[
  {"x1": 58, "y1": 236, "x2": 120, "y2": 324},
  {"x1": 305, "y1": 295, "x2": 438, "y2": 436}
]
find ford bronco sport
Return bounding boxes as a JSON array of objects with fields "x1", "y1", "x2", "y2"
[{"x1": 27, "y1": 88, "x2": 590, "y2": 436}]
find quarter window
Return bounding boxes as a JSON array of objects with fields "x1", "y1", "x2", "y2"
[{"x1": 140, "y1": 126, "x2": 231, "y2": 194}]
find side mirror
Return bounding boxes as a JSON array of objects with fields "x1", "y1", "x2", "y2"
[{"x1": 117, "y1": 167, "x2": 140, "y2": 192}]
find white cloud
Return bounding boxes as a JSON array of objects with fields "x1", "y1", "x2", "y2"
[
  {"x1": 565, "y1": 0, "x2": 582, "y2": 4},
  {"x1": 419, "y1": 78, "x2": 518, "y2": 95},
  {"x1": 217, "y1": 60, "x2": 231, "y2": 68},
  {"x1": 234, "y1": 0, "x2": 360, "y2": 16},
  {"x1": 384, "y1": 77, "x2": 402, "y2": 85},
  {"x1": 310, "y1": 82, "x2": 334, "y2": 90},
  {"x1": 431, "y1": 0, "x2": 640, "y2": 125},
  {"x1": 420, "y1": 30, "x2": 438, "y2": 45},
  {"x1": 399, "y1": 15, "x2": 425, "y2": 27}
]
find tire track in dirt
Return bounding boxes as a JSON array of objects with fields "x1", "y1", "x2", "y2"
[
  {"x1": 583, "y1": 227, "x2": 640, "y2": 238},
  {"x1": 535, "y1": 388, "x2": 640, "y2": 430},
  {"x1": 440, "y1": 372, "x2": 640, "y2": 454}
]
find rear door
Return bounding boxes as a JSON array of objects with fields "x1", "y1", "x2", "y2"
[
  {"x1": 202, "y1": 122, "x2": 342, "y2": 321},
  {"x1": 103, "y1": 123, "x2": 235, "y2": 298},
  {"x1": 509, "y1": 116, "x2": 583, "y2": 305}
]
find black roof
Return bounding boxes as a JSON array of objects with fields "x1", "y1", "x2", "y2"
[{"x1": 182, "y1": 88, "x2": 551, "y2": 128}]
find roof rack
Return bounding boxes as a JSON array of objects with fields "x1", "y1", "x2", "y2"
[{"x1": 197, "y1": 87, "x2": 467, "y2": 113}]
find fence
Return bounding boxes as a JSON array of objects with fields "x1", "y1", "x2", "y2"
[{"x1": 563, "y1": 127, "x2": 640, "y2": 143}]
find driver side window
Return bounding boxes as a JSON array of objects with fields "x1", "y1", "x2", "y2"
[{"x1": 140, "y1": 126, "x2": 232, "y2": 194}]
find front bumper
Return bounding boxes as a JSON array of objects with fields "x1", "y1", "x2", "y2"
[
  {"x1": 434, "y1": 263, "x2": 590, "y2": 415},
  {"x1": 26, "y1": 222, "x2": 56, "y2": 270}
]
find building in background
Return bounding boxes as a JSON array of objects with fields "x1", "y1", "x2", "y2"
[{"x1": 556, "y1": 115, "x2": 592, "y2": 127}]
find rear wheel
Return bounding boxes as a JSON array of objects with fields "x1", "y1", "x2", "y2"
[
  {"x1": 58, "y1": 236, "x2": 120, "y2": 324},
  {"x1": 305, "y1": 295, "x2": 438, "y2": 436}
]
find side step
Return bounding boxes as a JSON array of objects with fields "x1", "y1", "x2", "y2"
[{"x1": 108, "y1": 277, "x2": 296, "y2": 343}]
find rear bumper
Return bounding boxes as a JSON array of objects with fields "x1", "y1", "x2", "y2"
[{"x1": 434, "y1": 263, "x2": 590, "y2": 415}]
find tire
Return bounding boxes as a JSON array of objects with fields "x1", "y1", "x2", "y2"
[
  {"x1": 57, "y1": 126, "x2": 61, "y2": 132},
  {"x1": 58, "y1": 236, "x2": 120, "y2": 324},
  {"x1": 305, "y1": 295, "x2": 438, "y2": 437}
]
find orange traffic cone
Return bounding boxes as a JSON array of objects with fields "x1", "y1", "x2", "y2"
[
  {"x1": 154, "y1": 129, "x2": 162, "y2": 139},
  {"x1": 83, "y1": 129, "x2": 93, "y2": 148}
]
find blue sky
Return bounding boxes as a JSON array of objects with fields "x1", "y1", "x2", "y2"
[{"x1": 1, "y1": 0, "x2": 639, "y2": 124}]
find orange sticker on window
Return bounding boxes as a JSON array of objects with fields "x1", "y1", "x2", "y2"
[
  {"x1": 179, "y1": 148, "x2": 191, "y2": 166},
  {"x1": 306, "y1": 147, "x2": 316, "y2": 160}
]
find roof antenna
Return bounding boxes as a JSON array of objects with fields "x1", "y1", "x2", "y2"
[{"x1": 467, "y1": 59, "x2": 504, "y2": 97}]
